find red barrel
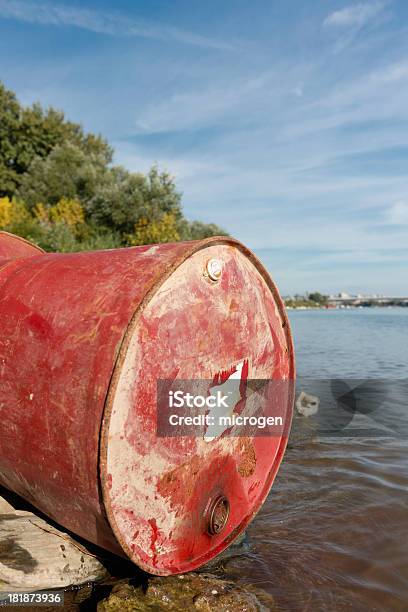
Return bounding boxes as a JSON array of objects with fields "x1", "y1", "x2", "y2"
[{"x1": 0, "y1": 231, "x2": 295, "y2": 575}]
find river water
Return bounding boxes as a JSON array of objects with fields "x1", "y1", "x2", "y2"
[{"x1": 222, "y1": 308, "x2": 408, "y2": 611}]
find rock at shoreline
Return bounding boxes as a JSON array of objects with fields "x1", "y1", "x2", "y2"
[{"x1": 97, "y1": 573, "x2": 273, "y2": 611}]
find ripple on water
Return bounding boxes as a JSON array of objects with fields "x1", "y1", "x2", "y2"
[{"x1": 222, "y1": 310, "x2": 408, "y2": 611}]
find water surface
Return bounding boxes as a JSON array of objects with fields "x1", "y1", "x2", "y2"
[{"x1": 223, "y1": 308, "x2": 408, "y2": 611}]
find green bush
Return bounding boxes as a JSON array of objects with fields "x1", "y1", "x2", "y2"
[{"x1": 0, "y1": 81, "x2": 227, "y2": 251}]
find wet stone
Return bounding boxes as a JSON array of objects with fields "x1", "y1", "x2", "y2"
[{"x1": 97, "y1": 573, "x2": 273, "y2": 611}]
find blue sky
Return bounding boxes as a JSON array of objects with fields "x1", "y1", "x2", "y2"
[{"x1": 0, "y1": 0, "x2": 407, "y2": 295}]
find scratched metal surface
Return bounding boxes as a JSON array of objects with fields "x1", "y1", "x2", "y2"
[
  {"x1": 0, "y1": 231, "x2": 44, "y2": 261},
  {"x1": 0, "y1": 232, "x2": 295, "y2": 574}
]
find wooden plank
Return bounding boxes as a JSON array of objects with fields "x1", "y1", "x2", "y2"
[{"x1": 0, "y1": 496, "x2": 107, "y2": 593}]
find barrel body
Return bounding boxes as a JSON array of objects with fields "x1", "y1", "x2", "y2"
[{"x1": 0, "y1": 232, "x2": 295, "y2": 574}]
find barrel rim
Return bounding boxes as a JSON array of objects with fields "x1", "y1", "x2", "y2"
[
  {"x1": 0, "y1": 230, "x2": 45, "y2": 256},
  {"x1": 99, "y1": 235, "x2": 295, "y2": 575}
]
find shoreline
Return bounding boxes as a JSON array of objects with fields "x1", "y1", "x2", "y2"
[{"x1": 285, "y1": 304, "x2": 408, "y2": 310}]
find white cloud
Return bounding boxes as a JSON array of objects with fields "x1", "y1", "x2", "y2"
[
  {"x1": 133, "y1": 86, "x2": 241, "y2": 134},
  {"x1": 131, "y1": 67, "x2": 307, "y2": 135},
  {"x1": 323, "y1": 1, "x2": 389, "y2": 51},
  {"x1": 386, "y1": 201, "x2": 408, "y2": 225},
  {"x1": 112, "y1": 143, "x2": 215, "y2": 182},
  {"x1": 323, "y1": 2, "x2": 386, "y2": 28},
  {"x1": 280, "y1": 59, "x2": 408, "y2": 141},
  {"x1": 0, "y1": 0, "x2": 231, "y2": 50}
]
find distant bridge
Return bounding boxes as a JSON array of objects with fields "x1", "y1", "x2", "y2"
[{"x1": 328, "y1": 296, "x2": 408, "y2": 306}]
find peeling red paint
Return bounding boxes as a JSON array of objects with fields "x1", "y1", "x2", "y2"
[
  {"x1": 0, "y1": 232, "x2": 295, "y2": 576},
  {"x1": 148, "y1": 518, "x2": 160, "y2": 565}
]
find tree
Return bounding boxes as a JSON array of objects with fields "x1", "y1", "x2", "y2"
[
  {"x1": 0, "y1": 197, "x2": 13, "y2": 228},
  {"x1": 180, "y1": 220, "x2": 228, "y2": 241},
  {"x1": 308, "y1": 292, "x2": 328, "y2": 304},
  {"x1": 0, "y1": 196, "x2": 44, "y2": 245},
  {"x1": 0, "y1": 80, "x2": 228, "y2": 251},
  {"x1": 0, "y1": 81, "x2": 112, "y2": 199},
  {"x1": 142, "y1": 166, "x2": 183, "y2": 221},
  {"x1": 86, "y1": 166, "x2": 184, "y2": 242},
  {"x1": 0, "y1": 84, "x2": 20, "y2": 196},
  {"x1": 128, "y1": 212, "x2": 180, "y2": 246},
  {"x1": 18, "y1": 143, "x2": 107, "y2": 208},
  {"x1": 86, "y1": 166, "x2": 146, "y2": 236},
  {"x1": 0, "y1": 196, "x2": 32, "y2": 230},
  {"x1": 34, "y1": 198, "x2": 85, "y2": 230}
]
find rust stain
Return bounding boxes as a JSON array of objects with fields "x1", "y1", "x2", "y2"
[
  {"x1": 237, "y1": 439, "x2": 257, "y2": 477},
  {"x1": 228, "y1": 298, "x2": 239, "y2": 313},
  {"x1": 157, "y1": 455, "x2": 202, "y2": 507}
]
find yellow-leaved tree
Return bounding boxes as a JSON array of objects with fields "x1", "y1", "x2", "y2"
[
  {"x1": 128, "y1": 212, "x2": 180, "y2": 246},
  {"x1": 0, "y1": 197, "x2": 32, "y2": 229},
  {"x1": 0, "y1": 197, "x2": 12, "y2": 229},
  {"x1": 34, "y1": 198, "x2": 85, "y2": 235},
  {"x1": 50, "y1": 198, "x2": 85, "y2": 227}
]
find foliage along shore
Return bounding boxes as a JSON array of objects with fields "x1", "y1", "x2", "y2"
[
  {"x1": 0, "y1": 81, "x2": 226, "y2": 252},
  {"x1": 284, "y1": 292, "x2": 328, "y2": 309}
]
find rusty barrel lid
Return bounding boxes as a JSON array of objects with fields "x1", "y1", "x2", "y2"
[{"x1": 100, "y1": 238, "x2": 295, "y2": 575}]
